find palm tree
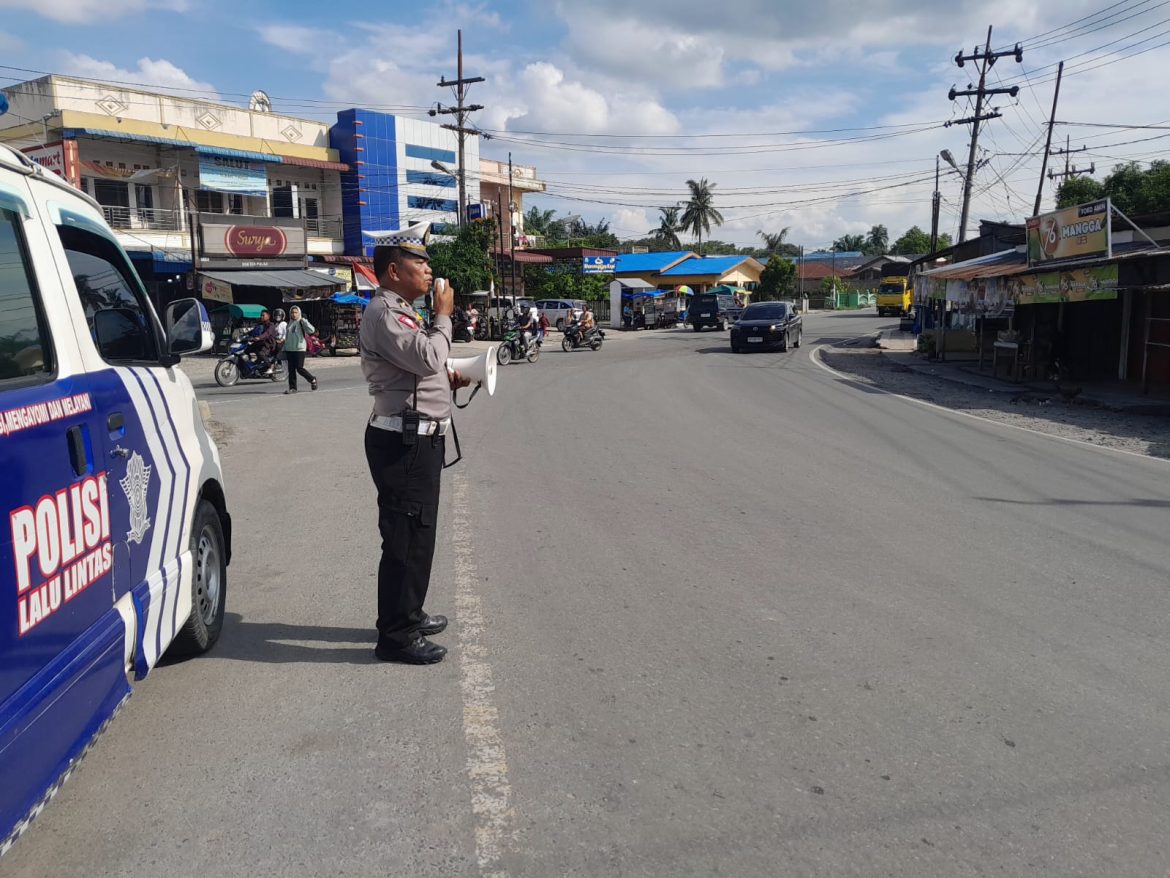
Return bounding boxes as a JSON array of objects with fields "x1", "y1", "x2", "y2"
[
  {"x1": 524, "y1": 206, "x2": 558, "y2": 236},
  {"x1": 865, "y1": 224, "x2": 889, "y2": 255},
  {"x1": 758, "y1": 227, "x2": 790, "y2": 254},
  {"x1": 652, "y1": 206, "x2": 682, "y2": 249},
  {"x1": 832, "y1": 233, "x2": 866, "y2": 252},
  {"x1": 680, "y1": 178, "x2": 724, "y2": 256}
]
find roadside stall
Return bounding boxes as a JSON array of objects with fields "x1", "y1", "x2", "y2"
[{"x1": 286, "y1": 291, "x2": 370, "y2": 356}]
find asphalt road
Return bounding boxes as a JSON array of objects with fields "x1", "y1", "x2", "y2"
[{"x1": 8, "y1": 312, "x2": 1170, "y2": 877}]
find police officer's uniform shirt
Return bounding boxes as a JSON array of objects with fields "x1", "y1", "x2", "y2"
[{"x1": 360, "y1": 286, "x2": 453, "y2": 420}]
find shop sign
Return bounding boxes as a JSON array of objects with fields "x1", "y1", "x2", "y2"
[
  {"x1": 21, "y1": 141, "x2": 81, "y2": 188},
  {"x1": 1010, "y1": 264, "x2": 1119, "y2": 305},
  {"x1": 1026, "y1": 199, "x2": 1111, "y2": 265},
  {"x1": 198, "y1": 214, "x2": 306, "y2": 269},
  {"x1": 310, "y1": 266, "x2": 353, "y2": 289},
  {"x1": 582, "y1": 255, "x2": 617, "y2": 274},
  {"x1": 225, "y1": 225, "x2": 288, "y2": 257},
  {"x1": 200, "y1": 276, "x2": 234, "y2": 304},
  {"x1": 198, "y1": 155, "x2": 268, "y2": 197}
]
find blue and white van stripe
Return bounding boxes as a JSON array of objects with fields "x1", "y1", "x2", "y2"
[
  {"x1": 112, "y1": 367, "x2": 196, "y2": 675},
  {"x1": 133, "y1": 367, "x2": 195, "y2": 651}
]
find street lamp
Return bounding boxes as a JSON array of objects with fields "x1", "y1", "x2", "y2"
[{"x1": 428, "y1": 161, "x2": 461, "y2": 229}]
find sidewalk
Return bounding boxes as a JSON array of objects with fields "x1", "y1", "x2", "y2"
[{"x1": 876, "y1": 331, "x2": 1170, "y2": 415}]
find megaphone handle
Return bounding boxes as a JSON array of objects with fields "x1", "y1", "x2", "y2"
[{"x1": 453, "y1": 382, "x2": 481, "y2": 410}]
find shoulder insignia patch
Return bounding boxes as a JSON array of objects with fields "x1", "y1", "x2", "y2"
[{"x1": 397, "y1": 314, "x2": 419, "y2": 331}]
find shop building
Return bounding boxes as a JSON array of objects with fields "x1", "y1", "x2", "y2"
[
  {"x1": 914, "y1": 203, "x2": 1170, "y2": 390},
  {"x1": 0, "y1": 75, "x2": 348, "y2": 308},
  {"x1": 614, "y1": 251, "x2": 763, "y2": 293}
]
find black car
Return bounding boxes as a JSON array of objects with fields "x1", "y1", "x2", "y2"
[
  {"x1": 729, "y1": 301, "x2": 802, "y2": 352},
  {"x1": 689, "y1": 293, "x2": 741, "y2": 331}
]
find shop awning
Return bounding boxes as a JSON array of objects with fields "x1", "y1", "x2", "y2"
[
  {"x1": 198, "y1": 269, "x2": 344, "y2": 289},
  {"x1": 281, "y1": 155, "x2": 350, "y2": 172},
  {"x1": 494, "y1": 249, "x2": 554, "y2": 264},
  {"x1": 921, "y1": 249, "x2": 1027, "y2": 280}
]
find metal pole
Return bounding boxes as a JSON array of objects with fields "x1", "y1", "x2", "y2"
[
  {"x1": 456, "y1": 30, "x2": 466, "y2": 229},
  {"x1": 508, "y1": 152, "x2": 516, "y2": 304},
  {"x1": 930, "y1": 156, "x2": 941, "y2": 253},
  {"x1": 1033, "y1": 60, "x2": 1063, "y2": 216},
  {"x1": 496, "y1": 191, "x2": 506, "y2": 337},
  {"x1": 958, "y1": 26, "x2": 993, "y2": 243}
]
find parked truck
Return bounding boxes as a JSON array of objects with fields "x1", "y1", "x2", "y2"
[{"x1": 876, "y1": 262, "x2": 913, "y2": 318}]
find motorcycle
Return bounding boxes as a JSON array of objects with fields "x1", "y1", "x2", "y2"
[
  {"x1": 452, "y1": 309, "x2": 474, "y2": 343},
  {"x1": 562, "y1": 322, "x2": 605, "y2": 352},
  {"x1": 497, "y1": 327, "x2": 541, "y2": 365},
  {"x1": 472, "y1": 314, "x2": 489, "y2": 340},
  {"x1": 213, "y1": 340, "x2": 286, "y2": 387}
]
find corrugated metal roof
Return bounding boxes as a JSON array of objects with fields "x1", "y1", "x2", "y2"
[
  {"x1": 615, "y1": 251, "x2": 694, "y2": 273},
  {"x1": 658, "y1": 256, "x2": 756, "y2": 277},
  {"x1": 921, "y1": 248, "x2": 1027, "y2": 280},
  {"x1": 199, "y1": 269, "x2": 344, "y2": 289}
]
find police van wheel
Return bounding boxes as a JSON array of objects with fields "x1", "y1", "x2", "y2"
[
  {"x1": 214, "y1": 361, "x2": 239, "y2": 387},
  {"x1": 172, "y1": 500, "x2": 227, "y2": 656}
]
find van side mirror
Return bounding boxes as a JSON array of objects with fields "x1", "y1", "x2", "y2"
[{"x1": 165, "y1": 298, "x2": 214, "y2": 360}]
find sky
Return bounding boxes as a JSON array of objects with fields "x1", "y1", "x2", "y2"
[{"x1": 1, "y1": 0, "x2": 1168, "y2": 251}]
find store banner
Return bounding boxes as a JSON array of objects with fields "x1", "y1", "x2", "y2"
[
  {"x1": 583, "y1": 256, "x2": 617, "y2": 274},
  {"x1": 1011, "y1": 264, "x2": 1119, "y2": 305},
  {"x1": 198, "y1": 214, "x2": 306, "y2": 269},
  {"x1": 200, "y1": 276, "x2": 234, "y2": 304},
  {"x1": 22, "y1": 141, "x2": 80, "y2": 187},
  {"x1": 198, "y1": 155, "x2": 268, "y2": 197},
  {"x1": 915, "y1": 276, "x2": 945, "y2": 303},
  {"x1": 310, "y1": 266, "x2": 353, "y2": 289},
  {"x1": 1026, "y1": 199, "x2": 1111, "y2": 265}
]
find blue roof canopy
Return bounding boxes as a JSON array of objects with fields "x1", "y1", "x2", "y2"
[
  {"x1": 615, "y1": 251, "x2": 694, "y2": 274},
  {"x1": 659, "y1": 256, "x2": 753, "y2": 277}
]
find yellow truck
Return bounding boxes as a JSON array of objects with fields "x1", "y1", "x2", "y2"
[{"x1": 876, "y1": 263, "x2": 912, "y2": 317}]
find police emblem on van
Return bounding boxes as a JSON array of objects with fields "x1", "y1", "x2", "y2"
[{"x1": 119, "y1": 452, "x2": 152, "y2": 544}]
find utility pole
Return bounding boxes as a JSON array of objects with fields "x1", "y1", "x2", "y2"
[
  {"x1": 1033, "y1": 60, "x2": 1063, "y2": 216},
  {"x1": 1048, "y1": 137, "x2": 1094, "y2": 182},
  {"x1": 930, "y1": 156, "x2": 941, "y2": 253},
  {"x1": 508, "y1": 152, "x2": 517, "y2": 306},
  {"x1": 433, "y1": 29, "x2": 484, "y2": 229},
  {"x1": 948, "y1": 27, "x2": 1022, "y2": 241}
]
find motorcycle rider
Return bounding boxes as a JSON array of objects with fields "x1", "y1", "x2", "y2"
[
  {"x1": 244, "y1": 309, "x2": 277, "y2": 375},
  {"x1": 517, "y1": 306, "x2": 535, "y2": 354},
  {"x1": 579, "y1": 303, "x2": 596, "y2": 342}
]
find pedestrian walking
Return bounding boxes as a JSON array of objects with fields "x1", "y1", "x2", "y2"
[
  {"x1": 359, "y1": 222, "x2": 470, "y2": 665},
  {"x1": 283, "y1": 305, "x2": 318, "y2": 394}
]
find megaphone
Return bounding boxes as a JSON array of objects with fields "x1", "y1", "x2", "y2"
[{"x1": 447, "y1": 346, "x2": 497, "y2": 404}]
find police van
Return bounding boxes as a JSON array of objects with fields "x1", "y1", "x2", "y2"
[{"x1": 0, "y1": 143, "x2": 231, "y2": 854}]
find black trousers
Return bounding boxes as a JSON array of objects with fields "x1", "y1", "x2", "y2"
[
  {"x1": 286, "y1": 350, "x2": 316, "y2": 390},
  {"x1": 364, "y1": 426, "x2": 444, "y2": 647}
]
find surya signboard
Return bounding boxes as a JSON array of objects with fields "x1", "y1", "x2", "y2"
[
  {"x1": 1026, "y1": 199, "x2": 1111, "y2": 265},
  {"x1": 197, "y1": 214, "x2": 306, "y2": 269}
]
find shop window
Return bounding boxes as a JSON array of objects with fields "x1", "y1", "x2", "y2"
[
  {"x1": 197, "y1": 191, "x2": 245, "y2": 215},
  {"x1": 92, "y1": 179, "x2": 130, "y2": 208}
]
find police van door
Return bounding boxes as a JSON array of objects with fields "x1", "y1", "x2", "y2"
[
  {"x1": 0, "y1": 181, "x2": 129, "y2": 838},
  {"x1": 48, "y1": 208, "x2": 194, "y2": 677}
]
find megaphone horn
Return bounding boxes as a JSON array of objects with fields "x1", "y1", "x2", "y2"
[{"x1": 447, "y1": 347, "x2": 497, "y2": 400}]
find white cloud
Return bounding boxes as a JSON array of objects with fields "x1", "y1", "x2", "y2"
[
  {"x1": 0, "y1": 0, "x2": 187, "y2": 24},
  {"x1": 0, "y1": 31, "x2": 23, "y2": 52},
  {"x1": 611, "y1": 207, "x2": 652, "y2": 238},
  {"x1": 58, "y1": 53, "x2": 218, "y2": 97}
]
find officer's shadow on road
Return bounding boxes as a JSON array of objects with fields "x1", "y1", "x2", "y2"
[{"x1": 211, "y1": 614, "x2": 378, "y2": 664}]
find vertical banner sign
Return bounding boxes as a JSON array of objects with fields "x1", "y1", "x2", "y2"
[{"x1": 1026, "y1": 199, "x2": 1111, "y2": 265}]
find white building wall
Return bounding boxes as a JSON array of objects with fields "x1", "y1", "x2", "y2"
[{"x1": 395, "y1": 115, "x2": 480, "y2": 228}]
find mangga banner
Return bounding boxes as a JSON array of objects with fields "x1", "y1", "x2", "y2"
[{"x1": 1010, "y1": 264, "x2": 1119, "y2": 305}]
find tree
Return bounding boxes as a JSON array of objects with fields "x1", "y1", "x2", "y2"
[
  {"x1": 680, "y1": 177, "x2": 724, "y2": 256},
  {"x1": 864, "y1": 224, "x2": 888, "y2": 255},
  {"x1": 652, "y1": 206, "x2": 683, "y2": 249},
  {"x1": 427, "y1": 219, "x2": 496, "y2": 297},
  {"x1": 758, "y1": 227, "x2": 790, "y2": 254},
  {"x1": 755, "y1": 255, "x2": 797, "y2": 301},
  {"x1": 832, "y1": 233, "x2": 866, "y2": 252},
  {"x1": 1055, "y1": 160, "x2": 1170, "y2": 214},
  {"x1": 890, "y1": 225, "x2": 954, "y2": 255},
  {"x1": 524, "y1": 206, "x2": 557, "y2": 236}
]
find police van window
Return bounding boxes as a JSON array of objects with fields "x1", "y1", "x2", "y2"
[
  {"x1": 56, "y1": 224, "x2": 159, "y2": 363},
  {"x1": 0, "y1": 208, "x2": 54, "y2": 385}
]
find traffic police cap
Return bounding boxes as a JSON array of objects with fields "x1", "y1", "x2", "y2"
[{"x1": 368, "y1": 221, "x2": 432, "y2": 261}]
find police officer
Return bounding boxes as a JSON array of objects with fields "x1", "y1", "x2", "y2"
[{"x1": 360, "y1": 223, "x2": 469, "y2": 665}]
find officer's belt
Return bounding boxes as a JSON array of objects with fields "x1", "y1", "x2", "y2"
[{"x1": 369, "y1": 413, "x2": 451, "y2": 436}]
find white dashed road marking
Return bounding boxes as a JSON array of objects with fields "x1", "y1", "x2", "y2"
[{"x1": 451, "y1": 469, "x2": 516, "y2": 877}]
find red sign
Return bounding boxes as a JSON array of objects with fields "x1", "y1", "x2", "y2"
[{"x1": 224, "y1": 226, "x2": 288, "y2": 257}]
